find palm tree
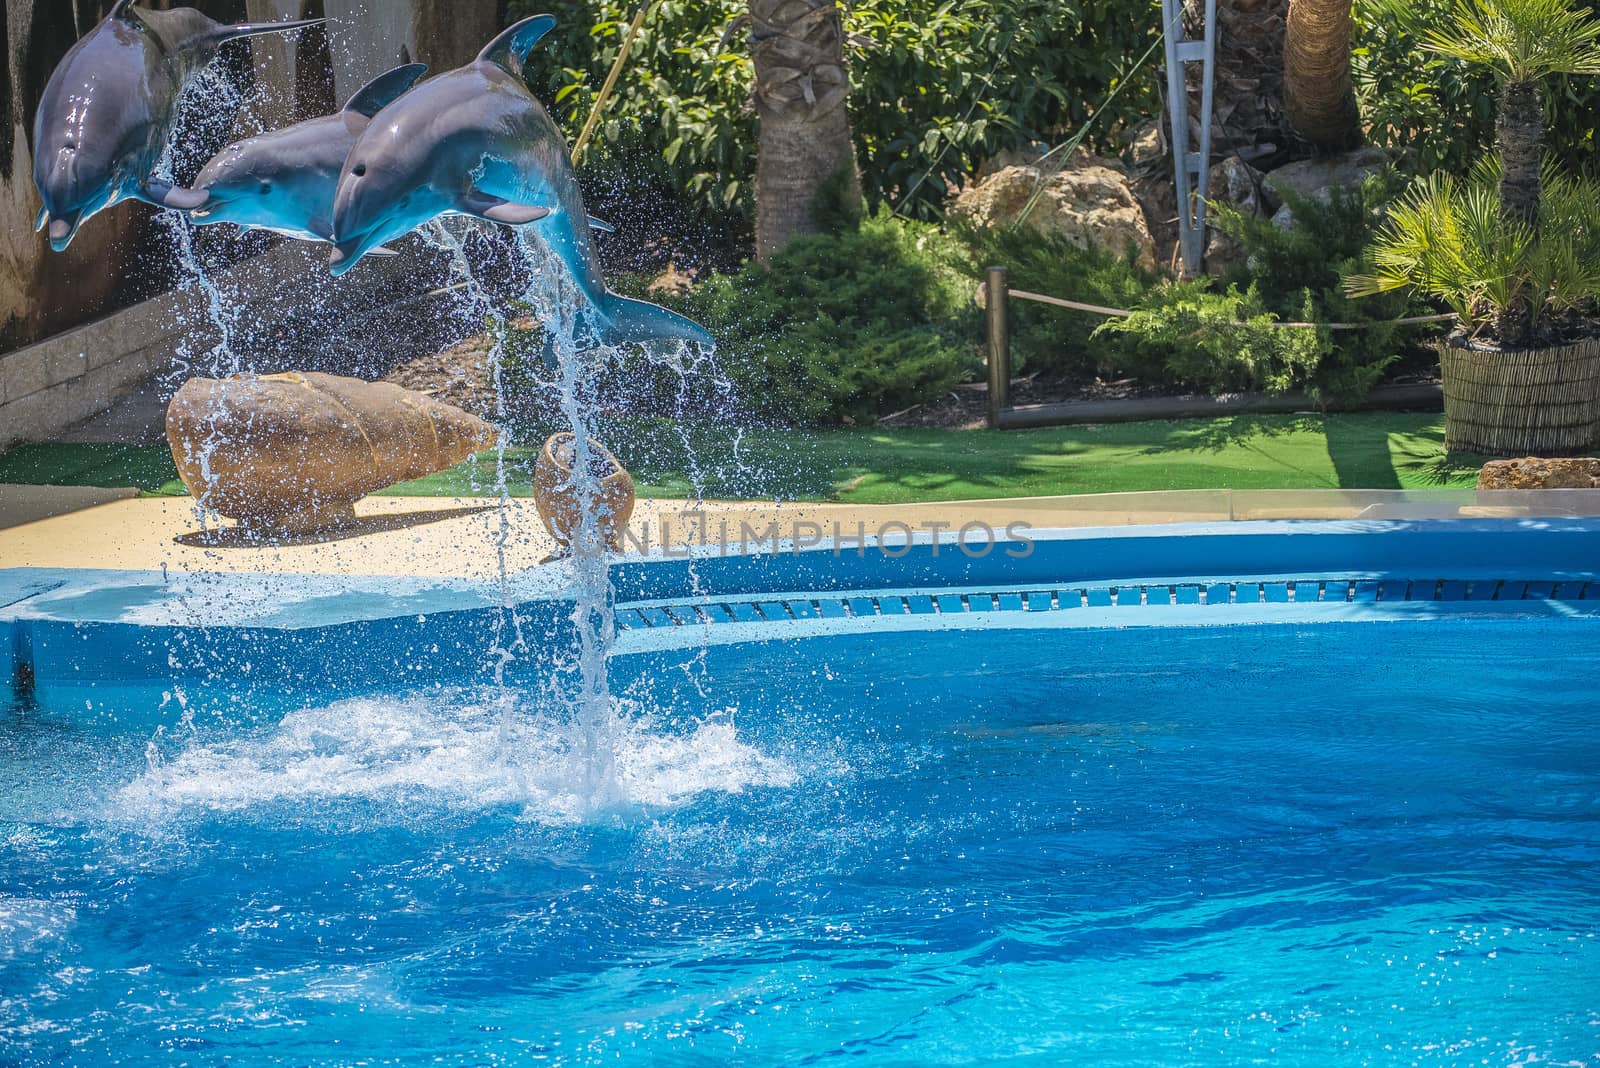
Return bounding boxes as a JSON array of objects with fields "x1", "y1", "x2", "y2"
[
  {"x1": 1192, "y1": 0, "x2": 1289, "y2": 155},
  {"x1": 1424, "y1": 0, "x2": 1600, "y2": 231},
  {"x1": 748, "y1": 0, "x2": 861, "y2": 263},
  {"x1": 1284, "y1": 0, "x2": 1364, "y2": 151}
]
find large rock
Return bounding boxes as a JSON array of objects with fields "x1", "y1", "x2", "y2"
[
  {"x1": 1478, "y1": 457, "x2": 1600, "y2": 490},
  {"x1": 949, "y1": 155, "x2": 1158, "y2": 270},
  {"x1": 167, "y1": 372, "x2": 497, "y2": 532},
  {"x1": 1265, "y1": 145, "x2": 1390, "y2": 227}
]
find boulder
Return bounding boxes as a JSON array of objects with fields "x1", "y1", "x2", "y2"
[
  {"x1": 949, "y1": 155, "x2": 1158, "y2": 270},
  {"x1": 1478, "y1": 457, "x2": 1600, "y2": 490},
  {"x1": 1265, "y1": 145, "x2": 1390, "y2": 228},
  {"x1": 167, "y1": 372, "x2": 497, "y2": 532}
]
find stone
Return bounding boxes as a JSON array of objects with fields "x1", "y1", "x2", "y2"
[
  {"x1": 534, "y1": 433, "x2": 637, "y2": 557},
  {"x1": 948, "y1": 156, "x2": 1158, "y2": 271},
  {"x1": 1478, "y1": 457, "x2": 1600, "y2": 490},
  {"x1": 167, "y1": 371, "x2": 497, "y2": 532},
  {"x1": 976, "y1": 142, "x2": 1051, "y2": 182},
  {"x1": 1202, "y1": 157, "x2": 1274, "y2": 277},
  {"x1": 1264, "y1": 145, "x2": 1390, "y2": 228}
]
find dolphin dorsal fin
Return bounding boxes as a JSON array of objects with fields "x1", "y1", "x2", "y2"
[
  {"x1": 344, "y1": 64, "x2": 428, "y2": 118},
  {"x1": 109, "y1": 0, "x2": 136, "y2": 19},
  {"x1": 476, "y1": 15, "x2": 557, "y2": 75}
]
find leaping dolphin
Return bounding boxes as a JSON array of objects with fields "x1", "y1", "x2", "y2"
[
  {"x1": 32, "y1": 0, "x2": 325, "y2": 252},
  {"x1": 182, "y1": 64, "x2": 429, "y2": 246},
  {"x1": 328, "y1": 16, "x2": 713, "y2": 352}
]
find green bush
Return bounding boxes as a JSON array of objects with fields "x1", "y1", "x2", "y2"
[
  {"x1": 1096, "y1": 284, "x2": 1329, "y2": 395},
  {"x1": 1207, "y1": 174, "x2": 1425, "y2": 400},
  {"x1": 649, "y1": 211, "x2": 980, "y2": 424},
  {"x1": 511, "y1": 0, "x2": 1159, "y2": 222},
  {"x1": 957, "y1": 225, "x2": 1161, "y2": 380}
]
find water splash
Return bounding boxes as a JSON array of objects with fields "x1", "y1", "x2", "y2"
[{"x1": 118, "y1": 690, "x2": 795, "y2": 826}]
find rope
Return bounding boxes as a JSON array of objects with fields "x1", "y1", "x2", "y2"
[{"x1": 983, "y1": 285, "x2": 1458, "y2": 332}]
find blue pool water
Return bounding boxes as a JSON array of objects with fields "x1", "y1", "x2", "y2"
[{"x1": 3, "y1": 617, "x2": 1598, "y2": 1065}]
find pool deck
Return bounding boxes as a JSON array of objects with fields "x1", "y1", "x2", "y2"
[{"x1": 3, "y1": 485, "x2": 1597, "y2": 579}]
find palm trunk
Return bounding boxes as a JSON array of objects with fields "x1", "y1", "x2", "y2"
[
  {"x1": 1283, "y1": 0, "x2": 1363, "y2": 152},
  {"x1": 750, "y1": 0, "x2": 860, "y2": 264},
  {"x1": 1194, "y1": 0, "x2": 1289, "y2": 155},
  {"x1": 1496, "y1": 77, "x2": 1543, "y2": 345}
]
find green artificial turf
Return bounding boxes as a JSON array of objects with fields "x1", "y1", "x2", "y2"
[{"x1": 0, "y1": 412, "x2": 1485, "y2": 506}]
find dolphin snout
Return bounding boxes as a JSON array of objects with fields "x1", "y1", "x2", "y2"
[
  {"x1": 328, "y1": 241, "x2": 362, "y2": 276},
  {"x1": 47, "y1": 214, "x2": 81, "y2": 252}
]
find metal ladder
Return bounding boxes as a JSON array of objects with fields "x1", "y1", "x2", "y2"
[{"x1": 1161, "y1": 0, "x2": 1217, "y2": 277}]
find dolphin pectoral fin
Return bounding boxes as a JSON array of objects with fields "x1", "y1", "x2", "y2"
[
  {"x1": 34, "y1": 206, "x2": 48, "y2": 233},
  {"x1": 143, "y1": 180, "x2": 211, "y2": 211},
  {"x1": 458, "y1": 192, "x2": 550, "y2": 226},
  {"x1": 477, "y1": 15, "x2": 557, "y2": 75},
  {"x1": 588, "y1": 216, "x2": 616, "y2": 235},
  {"x1": 344, "y1": 63, "x2": 429, "y2": 118}
]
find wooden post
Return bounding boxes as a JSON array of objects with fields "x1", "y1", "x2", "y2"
[{"x1": 986, "y1": 266, "x2": 1011, "y2": 429}]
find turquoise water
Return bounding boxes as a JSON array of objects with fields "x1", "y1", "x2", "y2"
[{"x1": 2, "y1": 618, "x2": 1598, "y2": 1065}]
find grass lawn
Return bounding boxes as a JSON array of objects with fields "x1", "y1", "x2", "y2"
[{"x1": 0, "y1": 412, "x2": 1484, "y2": 506}]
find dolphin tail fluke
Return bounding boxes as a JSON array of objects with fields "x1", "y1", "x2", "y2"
[{"x1": 598, "y1": 293, "x2": 715, "y2": 350}]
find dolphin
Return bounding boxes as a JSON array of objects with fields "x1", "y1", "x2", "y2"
[
  {"x1": 328, "y1": 16, "x2": 713, "y2": 352},
  {"x1": 32, "y1": 0, "x2": 325, "y2": 251},
  {"x1": 183, "y1": 63, "x2": 429, "y2": 246}
]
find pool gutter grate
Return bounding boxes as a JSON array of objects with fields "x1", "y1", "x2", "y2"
[{"x1": 613, "y1": 579, "x2": 1597, "y2": 630}]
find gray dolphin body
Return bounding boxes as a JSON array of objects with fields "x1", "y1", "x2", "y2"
[
  {"x1": 329, "y1": 16, "x2": 713, "y2": 352},
  {"x1": 184, "y1": 64, "x2": 428, "y2": 245},
  {"x1": 32, "y1": 0, "x2": 323, "y2": 251}
]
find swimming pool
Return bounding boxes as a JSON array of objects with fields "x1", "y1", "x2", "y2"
[{"x1": 3, "y1": 520, "x2": 1598, "y2": 1064}]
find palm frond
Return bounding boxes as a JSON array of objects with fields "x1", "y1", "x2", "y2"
[{"x1": 1422, "y1": 0, "x2": 1600, "y2": 79}]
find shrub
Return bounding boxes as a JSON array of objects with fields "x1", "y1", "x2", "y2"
[
  {"x1": 1208, "y1": 174, "x2": 1426, "y2": 400},
  {"x1": 651, "y1": 211, "x2": 980, "y2": 424},
  {"x1": 956, "y1": 225, "x2": 1162, "y2": 381}
]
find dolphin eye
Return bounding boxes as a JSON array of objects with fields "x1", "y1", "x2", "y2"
[{"x1": 352, "y1": 163, "x2": 367, "y2": 177}]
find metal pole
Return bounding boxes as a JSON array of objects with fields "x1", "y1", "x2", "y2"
[{"x1": 986, "y1": 266, "x2": 1011, "y2": 429}]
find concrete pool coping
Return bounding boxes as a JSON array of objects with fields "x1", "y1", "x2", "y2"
[{"x1": 4, "y1": 486, "x2": 1600, "y2": 579}]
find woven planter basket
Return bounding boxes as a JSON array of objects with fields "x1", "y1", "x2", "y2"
[{"x1": 1438, "y1": 338, "x2": 1600, "y2": 456}]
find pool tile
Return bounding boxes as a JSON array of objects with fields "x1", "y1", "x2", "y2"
[
  {"x1": 1174, "y1": 585, "x2": 1201, "y2": 605},
  {"x1": 906, "y1": 595, "x2": 937, "y2": 615},
  {"x1": 966, "y1": 594, "x2": 996, "y2": 613},
  {"x1": 1496, "y1": 582, "x2": 1528, "y2": 601},
  {"x1": 1263, "y1": 583, "x2": 1290, "y2": 603},
  {"x1": 818, "y1": 600, "x2": 850, "y2": 619},
  {"x1": 1026, "y1": 592, "x2": 1052, "y2": 612},
  {"x1": 1522, "y1": 581, "x2": 1555, "y2": 600},
  {"x1": 936, "y1": 594, "x2": 965, "y2": 614},
  {"x1": 997, "y1": 593, "x2": 1025, "y2": 612},
  {"x1": 727, "y1": 602, "x2": 763, "y2": 623},
  {"x1": 1086, "y1": 589, "x2": 1113, "y2": 608},
  {"x1": 1203, "y1": 584, "x2": 1231, "y2": 605},
  {"x1": 787, "y1": 600, "x2": 820, "y2": 619},
  {"x1": 1438, "y1": 581, "x2": 1467, "y2": 601}
]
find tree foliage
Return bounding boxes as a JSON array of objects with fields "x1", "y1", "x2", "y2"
[{"x1": 511, "y1": 0, "x2": 1160, "y2": 221}]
